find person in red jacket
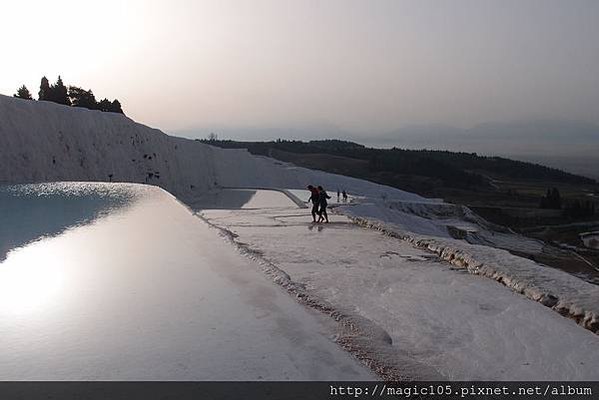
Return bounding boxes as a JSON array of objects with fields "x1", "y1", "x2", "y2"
[{"x1": 307, "y1": 185, "x2": 320, "y2": 222}]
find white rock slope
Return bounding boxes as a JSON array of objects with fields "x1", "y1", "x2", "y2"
[
  {"x1": 0, "y1": 95, "x2": 422, "y2": 203},
  {"x1": 2, "y1": 94, "x2": 598, "y2": 337}
]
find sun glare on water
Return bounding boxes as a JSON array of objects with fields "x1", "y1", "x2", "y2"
[{"x1": 0, "y1": 239, "x2": 65, "y2": 316}]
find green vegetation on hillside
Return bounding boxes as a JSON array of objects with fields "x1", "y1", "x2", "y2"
[{"x1": 202, "y1": 138, "x2": 595, "y2": 188}]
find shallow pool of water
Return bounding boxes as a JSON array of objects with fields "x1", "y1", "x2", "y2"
[
  {"x1": 0, "y1": 182, "x2": 372, "y2": 380},
  {"x1": 190, "y1": 188, "x2": 298, "y2": 209}
]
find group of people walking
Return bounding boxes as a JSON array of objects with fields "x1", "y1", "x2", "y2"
[
  {"x1": 337, "y1": 189, "x2": 348, "y2": 203},
  {"x1": 307, "y1": 185, "x2": 331, "y2": 223}
]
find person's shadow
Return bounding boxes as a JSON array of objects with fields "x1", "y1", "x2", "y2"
[{"x1": 307, "y1": 223, "x2": 324, "y2": 232}]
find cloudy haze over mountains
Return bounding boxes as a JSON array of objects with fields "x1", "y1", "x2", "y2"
[
  {"x1": 175, "y1": 119, "x2": 599, "y2": 180},
  {"x1": 368, "y1": 119, "x2": 599, "y2": 180}
]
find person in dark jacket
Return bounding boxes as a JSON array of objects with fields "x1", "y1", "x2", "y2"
[
  {"x1": 317, "y1": 186, "x2": 331, "y2": 223},
  {"x1": 307, "y1": 185, "x2": 320, "y2": 222}
]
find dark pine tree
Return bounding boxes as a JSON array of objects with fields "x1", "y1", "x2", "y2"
[
  {"x1": 97, "y1": 98, "x2": 112, "y2": 112},
  {"x1": 49, "y1": 76, "x2": 71, "y2": 105},
  {"x1": 68, "y1": 86, "x2": 98, "y2": 110},
  {"x1": 38, "y1": 76, "x2": 50, "y2": 100},
  {"x1": 109, "y1": 99, "x2": 124, "y2": 114},
  {"x1": 14, "y1": 85, "x2": 33, "y2": 100},
  {"x1": 540, "y1": 187, "x2": 562, "y2": 209},
  {"x1": 550, "y1": 187, "x2": 562, "y2": 208}
]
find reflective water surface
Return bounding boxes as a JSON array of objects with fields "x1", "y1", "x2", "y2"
[
  {"x1": 0, "y1": 182, "x2": 139, "y2": 261},
  {"x1": 190, "y1": 188, "x2": 297, "y2": 210},
  {"x1": 0, "y1": 183, "x2": 372, "y2": 380}
]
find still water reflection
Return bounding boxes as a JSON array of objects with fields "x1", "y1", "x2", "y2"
[
  {"x1": 0, "y1": 182, "x2": 369, "y2": 380},
  {"x1": 0, "y1": 182, "x2": 141, "y2": 314},
  {"x1": 0, "y1": 182, "x2": 138, "y2": 261},
  {"x1": 189, "y1": 188, "x2": 297, "y2": 210}
]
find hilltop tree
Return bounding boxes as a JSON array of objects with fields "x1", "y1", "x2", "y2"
[
  {"x1": 33, "y1": 75, "x2": 125, "y2": 114},
  {"x1": 96, "y1": 98, "x2": 123, "y2": 114},
  {"x1": 14, "y1": 85, "x2": 33, "y2": 100},
  {"x1": 97, "y1": 98, "x2": 112, "y2": 112},
  {"x1": 38, "y1": 76, "x2": 50, "y2": 100},
  {"x1": 68, "y1": 86, "x2": 98, "y2": 109},
  {"x1": 110, "y1": 99, "x2": 124, "y2": 114},
  {"x1": 47, "y1": 76, "x2": 71, "y2": 105}
]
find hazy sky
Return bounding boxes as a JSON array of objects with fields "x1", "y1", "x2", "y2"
[{"x1": 1, "y1": 0, "x2": 598, "y2": 138}]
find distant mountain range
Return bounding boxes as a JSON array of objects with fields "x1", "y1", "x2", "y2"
[
  {"x1": 375, "y1": 120, "x2": 599, "y2": 150},
  {"x1": 360, "y1": 120, "x2": 599, "y2": 180},
  {"x1": 178, "y1": 119, "x2": 599, "y2": 180}
]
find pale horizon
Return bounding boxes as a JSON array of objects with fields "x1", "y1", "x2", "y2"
[{"x1": 2, "y1": 0, "x2": 598, "y2": 139}]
